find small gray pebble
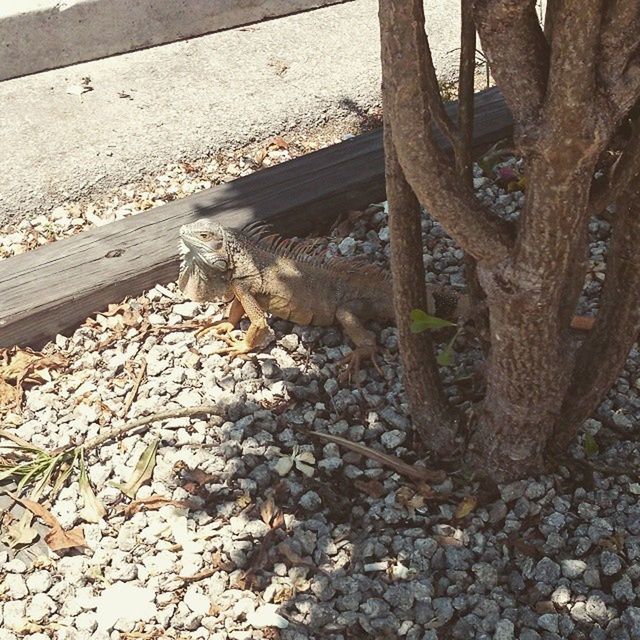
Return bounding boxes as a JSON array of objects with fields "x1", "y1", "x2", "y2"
[
  {"x1": 538, "y1": 613, "x2": 559, "y2": 634},
  {"x1": 561, "y1": 559, "x2": 587, "y2": 578},
  {"x1": 299, "y1": 491, "x2": 322, "y2": 511},
  {"x1": 380, "y1": 429, "x2": 406, "y2": 449},
  {"x1": 534, "y1": 558, "x2": 561, "y2": 583},
  {"x1": 600, "y1": 550, "x2": 622, "y2": 575},
  {"x1": 622, "y1": 607, "x2": 640, "y2": 637},
  {"x1": 494, "y1": 619, "x2": 515, "y2": 640}
]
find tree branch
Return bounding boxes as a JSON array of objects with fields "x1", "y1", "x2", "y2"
[
  {"x1": 457, "y1": 1, "x2": 487, "y2": 335},
  {"x1": 421, "y1": 28, "x2": 461, "y2": 151},
  {"x1": 543, "y1": 0, "x2": 559, "y2": 42},
  {"x1": 457, "y1": 0, "x2": 476, "y2": 186},
  {"x1": 383, "y1": 114, "x2": 459, "y2": 454},
  {"x1": 600, "y1": 0, "x2": 640, "y2": 112},
  {"x1": 379, "y1": 0, "x2": 514, "y2": 265},
  {"x1": 590, "y1": 113, "x2": 640, "y2": 217},
  {"x1": 542, "y1": 0, "x2": 603, "y2": 141},
  {"x1": 554, "y1": 192, "x2": 640, "y2": 452},
  {"x1": 518, "y1": 0, "x2": 605, "y2": 282},
  {"x1": 474, "y1": 0, "x2": 549, "y2": 137}
]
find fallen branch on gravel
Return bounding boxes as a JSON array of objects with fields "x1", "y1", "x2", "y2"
[
  {"x1": 1, "y1": 404, "x2": 219, "y2": 500},
  {"x1": 308, "y1": 430, "x2": 446, "y2": 483}
]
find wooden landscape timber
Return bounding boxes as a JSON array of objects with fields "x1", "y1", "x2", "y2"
[{"x1": 0, "y1": 87, "x2": 512, "y2": 349}]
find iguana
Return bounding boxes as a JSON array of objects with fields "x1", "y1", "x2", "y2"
[{"x1": 178, "y1": 219, "x2": 461, "y2": 375}]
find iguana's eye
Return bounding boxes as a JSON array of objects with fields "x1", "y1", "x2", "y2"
[{"x1": 199, "y1": 232, "x2": 211, "y2": 240}]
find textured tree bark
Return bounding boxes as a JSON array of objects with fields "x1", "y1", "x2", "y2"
[
  {"x1": 554, "y1": 130, "x2": 640, "y2": 450},
  {"x1": 465, "y1": 149, "x2": 597, "y2": 477},
  {"x1": 457, "y1": 2, "x2": 486, "y2": 332},
  {"x1": 383, "y1": 116, "x2": 459, "y2": 453},
  {"x1": 379, "y1": 0, "x2": 640, "y2": 480}
]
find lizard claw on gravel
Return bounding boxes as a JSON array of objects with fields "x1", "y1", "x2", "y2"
[
  {"x1": 338, "y1": 346, "x2": 383, "y2": 384},
  {"x1": 209, "y1": 334, "x2": 254, "y2": 357},
  {"x1": 195, "y1": 320, "x2": 236, "y2": 340}
]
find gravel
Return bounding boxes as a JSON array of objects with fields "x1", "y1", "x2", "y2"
[{"x1": 1, "y1": 156, "x2": 639, "y2": 639}]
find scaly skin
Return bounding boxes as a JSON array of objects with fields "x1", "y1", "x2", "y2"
[{"x1": 178, "y1": 219, "x2": 448, "y2": 373}]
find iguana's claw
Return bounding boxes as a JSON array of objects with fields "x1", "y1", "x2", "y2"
[
  {"x1": 195, "y1": 320, "x2": 236, "y2": 340},
  {"x1": 211, "y1": 334, "x2": 254, "y2": 358},
  {"x1": 338, "y1": 346, "x2": 383, "y2": 384}
]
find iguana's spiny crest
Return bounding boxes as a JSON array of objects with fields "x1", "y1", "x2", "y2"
[{"x1": 179, "y1": 218, "x2": 392, "y2": 283}]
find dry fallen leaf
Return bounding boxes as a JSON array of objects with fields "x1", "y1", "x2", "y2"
[
  {"x1": 0, "y1": 347, "x2": 68, "y2": 409},
  {"x1": 174, "y1": 464, "x2": 216, "y2": 494},
  {"x1": 454, "y1": 495, "x2": 478, "y2": 520},
  {"x1": 395, "y1": 485, "x2": 426, "y2": 515},
  {"x1": 123, "y1": 495, "x2": 192, "y2": 517},
  {"x1": 1, "y1": 510, "x2": 39, "y2": 548},
  {"x1": 11, "y1": 494, "x2": 87, "y2": 551},
  {"x1": 354, "y1": 479, "x2": 385, "y2": 498},
  {"x1": 113, "y1": 439, "x2": 159, "y2": 499},
  {"x1": 271, "y1": 135, "x2": 289, "y2": 149},
  {"x1": 260, "y1": 495, "x2": 284, "y2": 529},
  {"x1": 571, "y1": 315, "x2": 596, "y2": 331},
  {"x1": 78, "y1": 456, "x2": 107, "y2": 523}
]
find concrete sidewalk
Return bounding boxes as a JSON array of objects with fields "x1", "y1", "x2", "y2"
[{"x1": 0, "y1": 0, "x2": 461, "y2": 226}]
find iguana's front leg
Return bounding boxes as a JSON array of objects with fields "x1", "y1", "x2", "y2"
[
  {"x1": 335, "y1": 306, "x2": 383, "y2": 380},
  {"x1": 212, "y1": 285, "x2": 270, "y2": 357},
  {"x1": 195, "y1": 297, "x2": 245, "y2": 339}
]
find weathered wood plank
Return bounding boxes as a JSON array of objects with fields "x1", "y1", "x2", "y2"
[{"x1": 0, "y1": 87, "x2": 512, "y2": 348}]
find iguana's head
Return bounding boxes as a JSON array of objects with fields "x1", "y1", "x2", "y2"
[{"x1": 178, "y1": 220, "x2": 233, "y2": 302}]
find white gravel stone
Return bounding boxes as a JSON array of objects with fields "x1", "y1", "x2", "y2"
[
  {"x1": 4, "y1": 575, "x2": 28, "y2": 599},
  {"x1": 184, "y1": 586, "x2": 211, "y2": 615},
  {"x1": 26, "y1": 571, "x2": 53, "y2": 594},
  {"x1": 173, "y1": 302, "x2": 201, "y2": 318},
  {"x1": 3, "y1": 601, "x2": 27, "y2": 632},
  {"x1": 26, "y1": 594, "x2": 56, "y2": 622}
]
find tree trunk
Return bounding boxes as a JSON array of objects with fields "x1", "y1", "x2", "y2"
[
  {"x1": 383, "y1": 115, "x2": 459, "y2": 454},
  {"x1": 466, "y1": 141, "x2": 599, "y2": 478},
  {"x1": 379, "y1": 0, "x2": 640, "y2": 480}
]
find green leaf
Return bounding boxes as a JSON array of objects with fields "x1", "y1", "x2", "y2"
[
  {"x1": 113, "y1": 439, "x2": 159, "y2": 499},
  {"x1": 437, "y1": 327, "x2": 463, "y2": 367},
  {"x1": 409, "y1": 309, "x2": 456, "y2": 333},
  {"x1": 437, "y1": 343, "x2": 455, "y2": 366},
  {"x1": 583, "y1": 432, "x2": 599, "y2": 457}
]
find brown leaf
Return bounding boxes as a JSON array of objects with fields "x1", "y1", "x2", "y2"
[
  {"x1": 271, "y1": 135, "x2": 289, "y2": 150},
  {"x1": 354, "y1": 479, "x2": 385, "y2": 498},
  {"x1": 454, "y1": 495, "x2": 478, "y2": 520},
  {"x1": 12, "y1": 494, "x2": 87, "y2": 551},
  {"x1": 535, "y1": 601, "x2": 557, "y2": 614},
  {"x1": 414, "y1": 481, "x2": 438, "y2": 499},
  {"x1": 259, "y1": 496, "x2": 284, "y2": 528},
  {"x1": 0, "y1": 378, "x2": 18, "y2": 409},
  {"x1": 254, "y1": 148, "x2": 268, "y2": 166},
  {"x1": 0, "y1": 347, "x2": 68, "y2": 409},
  {"x1": 176, "y1": 465, "x2": 216, "y2": 493},
  {"x1": 395, "y1": 485, "x2": 426, "y2": 514},
  {"x1": 124, "y1": 495, "x2": 192, "y2": 517}
]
